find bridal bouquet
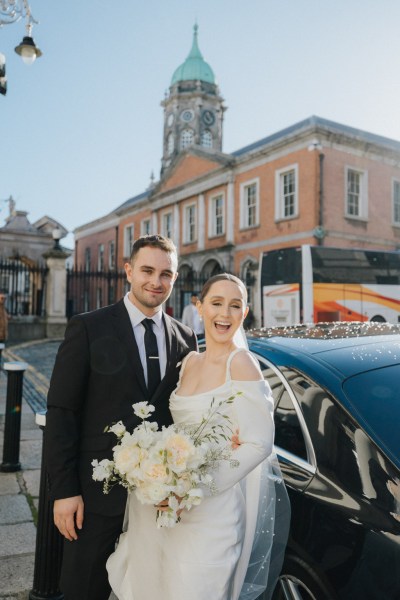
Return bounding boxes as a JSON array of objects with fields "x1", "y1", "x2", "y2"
[{"x1": 92, "y1": 395, "x2": 240, "y2": 528}]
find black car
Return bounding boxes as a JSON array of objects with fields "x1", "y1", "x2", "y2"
[{"x1": 247, "y1": 322, "x2": 400, "y2": 600}]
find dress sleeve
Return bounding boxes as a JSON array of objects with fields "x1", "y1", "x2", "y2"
[{"x1": 210, "y1": 379, "x2": 274, "y2": 494}]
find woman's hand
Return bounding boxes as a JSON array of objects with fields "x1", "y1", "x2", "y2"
[{"x1": 156, "y1": 494, "x2": 184, "y2": 517}]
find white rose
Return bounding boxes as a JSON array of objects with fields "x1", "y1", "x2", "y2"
[
  {"x1": 113, "y1": 443, "x2": 143, "y2": 476},
  {"x1": 164, "y1": 432, "x2": 196, "y2": 473},
  {"x1": 135, "y1": 481, "x2": 171, "y2": 504}
]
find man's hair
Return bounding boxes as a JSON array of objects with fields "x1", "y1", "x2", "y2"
[{"x1": 129, "y1": 234, "x2": 178, "y2": 263}]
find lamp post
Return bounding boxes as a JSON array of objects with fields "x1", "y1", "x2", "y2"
[{"x1": 0, "y1": 0, "x2": 42, "y2": 95}]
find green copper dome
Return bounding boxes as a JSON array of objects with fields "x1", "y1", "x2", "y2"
[{"x1": 171, "y1": 24, "x2": 215, "y2": 85}]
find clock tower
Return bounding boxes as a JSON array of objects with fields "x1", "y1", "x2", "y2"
[{"x1": 161, "y1": 24, "x2": 226, "y2": 174}]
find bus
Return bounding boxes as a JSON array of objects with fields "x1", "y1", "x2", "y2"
[{"x1": 260, "y1": 245, "x2": 400, "y2": 326}]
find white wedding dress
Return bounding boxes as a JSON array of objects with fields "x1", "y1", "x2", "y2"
[{"x1": 107, "y1": 349, "x2": 276, "y2": 600}]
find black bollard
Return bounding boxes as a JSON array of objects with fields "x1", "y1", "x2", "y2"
[
  {"x1": 0, "y1": 361, "x2": 28, "y2": 472},
  {"x1": 29, "y1": 411, "x2": 64, "y2": 600}
]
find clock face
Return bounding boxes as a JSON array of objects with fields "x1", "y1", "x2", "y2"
[
  {"x1": 180, "y1": 109, "x2": 194, "y2": 123},
  {"x1": 167, "y1": 113, "x2": 174, "y2": 127},
  {"x1": 202, "y1": 109, "x2": 215, "y2": 126}
]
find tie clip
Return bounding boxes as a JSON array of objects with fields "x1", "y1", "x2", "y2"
[{"x1": 149, "y1": 356, "x2": 159, "y2": 359}]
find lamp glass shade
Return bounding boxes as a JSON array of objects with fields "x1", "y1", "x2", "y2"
[{"x1": 15, "y1": 36, "x2": 42, "y2": 65}]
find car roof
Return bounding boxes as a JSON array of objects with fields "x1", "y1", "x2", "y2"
[{"x1": 247, "y1": 322, "x2": 400, "y2": 378}]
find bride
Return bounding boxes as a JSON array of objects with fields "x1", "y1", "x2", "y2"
[{"x1": 107, "y1": 273, "x2": 288, "y2": 600}]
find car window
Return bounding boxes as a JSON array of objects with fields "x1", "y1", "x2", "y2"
[{"x1": 260, "y1": 364, "x2": 308, "y2": 461}]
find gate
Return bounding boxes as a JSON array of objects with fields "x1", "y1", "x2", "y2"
[{"x1": 0, "y1": 259, "x2": 48, "y2": 316}]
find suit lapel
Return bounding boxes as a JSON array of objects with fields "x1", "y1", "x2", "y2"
[{"x1": 111, "y1": 299, "x2": 147, "y2": 397}]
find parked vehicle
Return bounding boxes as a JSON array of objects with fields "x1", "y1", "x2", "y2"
[
  {"x1": 248, "y1": 322, "x2": 400, "y2": 600},
  {"x1": 260, "y1": 245, "x2": 400, "y2": 326}
]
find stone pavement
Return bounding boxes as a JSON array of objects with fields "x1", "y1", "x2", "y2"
[
  {"x1": 0, "y1": 340, "x2": 118, "y2": 600},
  {"x1": 0, "y1": 340, "x2": 59, "y2": 599}
]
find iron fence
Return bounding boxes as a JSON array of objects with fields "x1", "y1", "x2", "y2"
[
  {"x1": 66, "y1": 268, "x2": 226, "y2": 320},
  {"x1": 0, "y1": 259, "x2": 48, "y2": 316},
  {"x1": 66, "y1": 268, "x2": 128, "y2": 318}
]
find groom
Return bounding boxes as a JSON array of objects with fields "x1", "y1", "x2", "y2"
[{"x1": 44, "y1": 234, "x2": 197, "y2": 600}]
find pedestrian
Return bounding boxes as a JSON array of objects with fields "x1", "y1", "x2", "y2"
[
  {"x1": 181, "y1": 293, "x2": 204, "y2": 338},
  {"x1": 0, "y1": 293, "x2": 9, "y2": 343},
  {"x1": 44, "y1": 234, "x2": 198, "y2": 600}
]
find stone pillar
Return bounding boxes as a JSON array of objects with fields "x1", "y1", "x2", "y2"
[{"x1": 42, "y1": 246, "x2": 70, "y2": 339}]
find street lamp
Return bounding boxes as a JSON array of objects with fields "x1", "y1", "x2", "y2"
[{"x1": 0, "y1": 0, "x2": 42, "y2": 94}]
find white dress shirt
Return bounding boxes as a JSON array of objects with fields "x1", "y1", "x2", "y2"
[
  {"x1": 181, "y1": 303, "x2": 204, "y2": 334},
  {"x1": 123, "y1": 293, "x2": 167, "y2": 385}
]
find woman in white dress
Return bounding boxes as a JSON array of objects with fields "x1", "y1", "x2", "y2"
[{"x1": 107, "y1": 273, "x2": 286, "y2": 600}]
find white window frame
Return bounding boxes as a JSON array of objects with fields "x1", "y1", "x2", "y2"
[
  {"x1": 167, "y1": 133, "x2": 174, "y2": 155},
  {"x1": 393, "y1": 179, "x2": 400, "y2": 226},
  {"x1": 124, "y1": 224, "x2": 134, "y2": 258},
  {"x1": 141, "y1": 218, "x2": 151, "y2": 236},
  {"x1": 183, "y1": 203, "x2": 197, "y2": 244},
  {"x1": 345, "y1": 166, "x2": 368, "y2": 220},
  {"x1": 84, "y1": 247, "x2": 91, "y2": 271},
  {"x1": 240, "y1": 178, "x2": 260, "y2": 229},
  {"x1": 161, "y1": 211, "x2": 173, "y2": 239},
  {"x1": 181, "y1": 128, "x2": 194, "y2": 150},
  {"x1": 201, "y1": 130, "x2": 213, "y2": 148},
  {"x1": 208, "y1": 193, "x2": 225, "y2": 237},
  {"x1": 108, "y1": 240, "x2": 115, "y2": 269},
  {"x1": 275, "y1": 165, "x2": 299, "y2": 221},
  {"x1": 97, "y1": 243, "x2": 104, "y2": 271}
]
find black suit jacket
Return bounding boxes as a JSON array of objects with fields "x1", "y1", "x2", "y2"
[{"x1": 44, "y1": 299, "x2": 197, "y2": 516}]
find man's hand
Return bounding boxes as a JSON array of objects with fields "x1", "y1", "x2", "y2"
[{"x1": 54, "y1": 495, "x2": 84, "y2": 541}]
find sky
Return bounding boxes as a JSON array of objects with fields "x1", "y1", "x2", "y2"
[{"x1": 1, "y1": 0, "x2": 400, "y2": 248}]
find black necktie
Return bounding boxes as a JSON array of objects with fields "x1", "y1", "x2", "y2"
[{"x1": 142, "y1": 318, "x2": 161, "y2": 398}]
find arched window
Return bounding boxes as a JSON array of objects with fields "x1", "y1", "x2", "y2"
[
  {"x1": 201, "y1": 130, "x2": 212, "y2": 148},
  {"x1": 181, "y1": 128, "x2": 194, "y2": 149},
  {"x1": 167, "y1": 133, "x2": 174, "y2": 155}
]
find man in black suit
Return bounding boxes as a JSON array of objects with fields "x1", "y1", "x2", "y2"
[{"x1": 45, "y1": 234, "x2": 197, "y2": 600}]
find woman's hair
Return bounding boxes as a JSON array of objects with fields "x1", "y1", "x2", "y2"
[
  {"x1": 199, "y1": 273, "x2": 248, "y2": 303},
  {"x1": 129, "y1": 234, "x2": 177, "y2": 263}
]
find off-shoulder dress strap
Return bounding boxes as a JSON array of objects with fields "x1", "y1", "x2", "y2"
[{"x1": 225, "y1": 348, "x2": 251, "y2": 381}]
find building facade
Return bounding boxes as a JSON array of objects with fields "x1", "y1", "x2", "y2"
[{"x1": 73, "y1": 27, "x2": 400, "y2": 324}]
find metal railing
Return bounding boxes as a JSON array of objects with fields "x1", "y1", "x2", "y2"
[{"x1": 0, "y1": 258, "x2": 48, "y2": 316}]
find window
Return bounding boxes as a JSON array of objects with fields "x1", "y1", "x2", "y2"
[
  {"x1": 275, "y1": 166, "x2": 298, "y2": 220},
  {"x1": 141, "y1": 218, "x2": 151, "y2": 236},
  {"x1": 345, "y1": 167, "x2": 368, "y2": 219},
  {"x1": 393, "y1": 180, "x2": 400, "y2": 225},
  {"x1": 184, "y1": 203, "x2": 197, "y2": 243},
  {"x1": 124, "y1": 224, "x2": 134, "y2": 258},
  {"x1": 96, "y1": 287, "x2": 103, "y2": 309},
  {"x1": 167, "y1": 133, "x2": 174, "y2": 156},
  {"x1": 209, "y1": 194, "x2": 225, "y2": 237},
  {"x1": 161, "y1": 212, "x2": 173, "y2": 238},
  {"x1": 201, "y1": 130, "x2": 212, "y2": 148},
  {"x1": 98, "y1": 244, "x2": 104, "y2": 271},
  {"x1": 84, "y1": 247, "x2": 91, "y2": 271},
  {"x1": 240, "y1": 179, "x2": 259, "y2": 228},
  {"x1": 181, "y1": 129, "x2": 194, "y2": 150},
  {"x1": 108, "y1": 241, "x2": 115, "y2": 269}
]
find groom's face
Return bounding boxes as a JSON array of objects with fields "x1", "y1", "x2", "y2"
[{"x1": 125, "y1": 246, "x2": 178, "y2": 315}]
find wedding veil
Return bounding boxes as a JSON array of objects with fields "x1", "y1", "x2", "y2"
[{"x1": 232, "y1": 326, "x2": 291, "y2": 600}]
